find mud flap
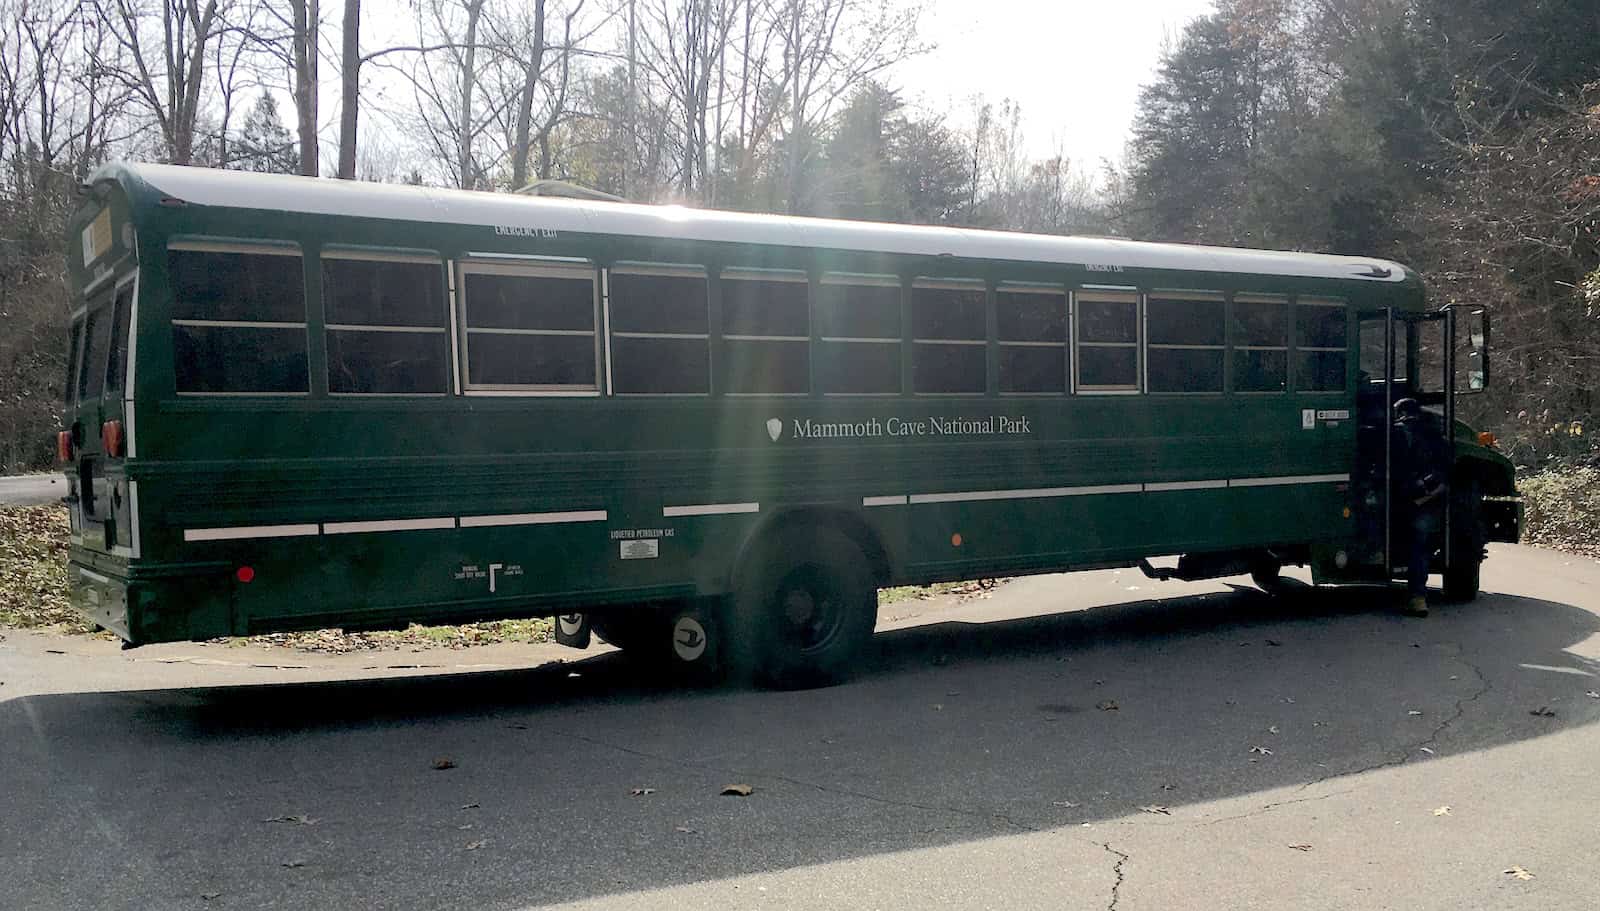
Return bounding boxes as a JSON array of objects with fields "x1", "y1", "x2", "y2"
[{"x1": 554, "y1": 613, "x2": 591, "y2": 649}]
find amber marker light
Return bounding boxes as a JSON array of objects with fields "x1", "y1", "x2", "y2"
[{"x1": 1477, "y1": 431, "x2": 1498, "y2": 448}]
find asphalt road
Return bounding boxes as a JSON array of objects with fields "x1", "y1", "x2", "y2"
[
  {"x1": 0, "y1": 473, "x2": 65, "y2": 506},
  {"x1": 2, "y1": 544, "x2": 1598, "y2": 910}
]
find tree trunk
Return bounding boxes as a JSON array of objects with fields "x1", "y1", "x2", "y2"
[
  {"x1": 291, "y1": 0, "x2": 319, "y2": 176},
  {"x1": 337, "y1": 0, "x2": 360, "y2": 179},
  {"x1": 509, "y1": 0, "x2": 547, "y2": 189},
  {"x1": 457, "y1": 0, "x2": 485, "y2": 189}
]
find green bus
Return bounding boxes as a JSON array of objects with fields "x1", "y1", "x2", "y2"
[{"x1": 60, "y1": 162, "x2": 1519, "y2": 685}]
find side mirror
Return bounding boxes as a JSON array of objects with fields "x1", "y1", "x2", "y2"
[{"x1": 1454, "y1": 307, "x2": 1490, "y2": 395}]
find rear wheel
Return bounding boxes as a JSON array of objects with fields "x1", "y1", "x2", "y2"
[
  {"x1": 729, "y1": 526, "x2": 877, "y2": 688},
  {"x1": 1251, "y1": 558, "x2": 1291, "y2": 596}
]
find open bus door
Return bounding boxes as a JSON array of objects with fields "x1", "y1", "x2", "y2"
[{"x1": 1355, "y1": 304, "x2": 1490, "y2": 584}]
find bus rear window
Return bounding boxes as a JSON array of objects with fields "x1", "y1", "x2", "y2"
[
  {"x1": 63, "y1": 319, "x2": 83, "y2": 405},
  {"x1": 104, "y1": 285, "x2": 134, "y2": 394},
  {"x1": 169, "y1": 245, "x2": 308, "y2": 394},
  {"x1": 78, "y1": 306, "x2": 113, "y2": 401}
]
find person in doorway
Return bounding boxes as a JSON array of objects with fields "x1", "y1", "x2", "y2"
[{"x1": 1392, "y1": 398, "x2": 1448, "y2": 616}]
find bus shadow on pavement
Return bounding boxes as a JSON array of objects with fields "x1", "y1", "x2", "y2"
[{"x1": 4, "y1": 585, "x2": 1597, "y2": 909}]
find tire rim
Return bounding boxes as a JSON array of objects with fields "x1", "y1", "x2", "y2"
[{"x1": 772, "y1": 564, "x2": 846, "y2": 654}]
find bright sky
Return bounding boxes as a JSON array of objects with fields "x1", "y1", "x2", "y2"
[
  {"x1": 353, "y1": 0, "x2": 1216, "y2": 181},
  {"x1": 892, "y1": 0, "x2": 1217, "y2": 170}
]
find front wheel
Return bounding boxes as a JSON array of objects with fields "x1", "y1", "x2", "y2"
[
  {"x1": 1441, "y1": 479, "x2": 1485, "y2": 602},
  {"x1": 729, "y1": 526, "x2": 878, "y2": 688}
]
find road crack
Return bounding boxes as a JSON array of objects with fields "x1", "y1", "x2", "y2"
[
  {"x1": 1098, "y1": 842, "x2": 1129, "y2": 911},
  {"x1": 1197, "y1": 644, "x2": 1494, "y2": 826}
]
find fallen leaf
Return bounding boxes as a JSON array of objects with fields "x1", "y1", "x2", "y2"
[
  {"x1": 1160, "y1": 783, "x2": 1177, "y2": 791},
  {"x1": 457, "y1": 824, "x2": 473, "y2": 831},
  {"x1": 1265, "y1": 639, "x2": 1282, "y2": 647},
  {"x1": 1504, "y1": 865, "x2": 1534, "y2": 881},
  {"x1": 1419, "y1": 747, "x2": 1435, "y2": 755},
  {"x1": 1529, "y1": 706, "x2": 1556, "y2": 718},
  {"x1": 432, "y1": 758, "x2": 457, "y2": 770},
  {"x1": 1288, "y1": 844, "x2": 1313, "y2": 852},
  {"x1": 1433, "y1": 806, "x2": 1451, "y2": 816},
  {"x1": 1250, "y1": 746, "x2": 1274, "y2": 755},
  {"x1": 1408, "y1": 710, "x2": 1424, "y2": 716},
  {"x1": 630, "y1": 787, "x2": 656, "y2": 796},
  {"x1": 1096, "y1": 700, "x2": 1119, "y2": 711},
  {"x1": 200, "y1": 892, "x2": 222, "y2": 901},
  {"x1": 466, "y1": 840, "x2": 487, "y2": 851},
  {"x1": 1282, "y1": 697, "x2": 1296, "y2": 704},
  {"x1": 281, "y1": 860, "x2": 305, "y2": 869},
  {"x1": 262, "y1": 814, "x2": 316, "y2": 825},
  {"x1": 721, "y1": 784, "x2": 754, "y2": 797},
  {"x1": 1585, "y1": 691, "x2": 1599, "y2": 699},
  {"x1": 674, "y1": 825, "x2": 695, "y2": 834},
  {"x1": 459, "y1": 803, "x2": 480, "y2": 810},
  {"x1": 1138, "y1": 805, "x2": 1171, "y2": 815},
  {"x1": 1052, "y1": 800, "x2": 1081, "y2": 808},
  {"x1": 1268, "y1": 725, "x2": 1280, "y2": 735}
]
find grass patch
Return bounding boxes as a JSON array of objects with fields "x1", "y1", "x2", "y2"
[
  {"x1": 0, "y1": 504, "x2": 93, "y2": 633},
  {"x1": 1518, "y1": 466, "x2": 1600, "y2": 560},
  {"x1": 880, "y1": 578, "x2": 1005, "y2": 605}
]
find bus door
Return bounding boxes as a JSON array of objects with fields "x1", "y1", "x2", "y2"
[{"x1": 1356, "y1": 306, "x2": 1485, "y2": 573}]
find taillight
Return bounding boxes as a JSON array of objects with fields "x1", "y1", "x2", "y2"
[
  {"x1": 57, "y1": 430, "x2": 74, "y2": 463},
  {"x1": 101, "y1": 420, "x2": 124, "y2": 457}
]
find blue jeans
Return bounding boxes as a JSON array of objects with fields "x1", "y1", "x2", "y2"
[{"x1": 1407, "y1": 509, "x2": 1441, "y2": 597}]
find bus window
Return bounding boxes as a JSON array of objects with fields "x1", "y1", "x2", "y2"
[
  {"x1": 1232, "y1": 293, "x2": 1288, "y2": 392},
  {"x1": 63, "y1": 318, "x2": 83, "y2": 406},
  {"x1": 169, "y1": 244, "x2": 308, "y2": 394},
  {"x1": 1295, "y1": 298, "x2": 1348, "y2": 391},
  {"x1": 104, "y1": 284, "x2": 134, "y2": 394},
  {"x1": 78, "y1": 305, "x2": 114, "y2": 401},
  {"x1": 816, "y1": 274, "x2": 901, "y2": 395},
  {"x1": 996, "y1": 283, "x2": 1067, "y2": 394},
  {"x1": 911, "y1": 279, "x2": 985, "y2": 394},
  {"x1": 322, "y1": 255, "x2": 450, "y2": 394},
  {"x1": 1075, "y1": 290, "x2": 1139, "y2": 391},
  {"x1": 720, "y1": 268, "x2": 809, "y2": 395},
  {"x1": 1147, "y1": 292, "x2": 1224, "y2": 393},
  {"x1": 460, "y1": 262, "x2": 598, "y2": 392},
  {"x1": 609, "y1": 264, "x2": 710, "y2": 395}
]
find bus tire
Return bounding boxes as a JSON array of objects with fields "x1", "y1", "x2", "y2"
[
  {"x1": 729, "y1": 525, "x2": 877, "y2": 689},
  {"x1": 1442, "y1": 481, "x2": 1484, "y2": 602},
  {"x1": 1251, "y1": 562, "x2": 1286, "y2": 596}
]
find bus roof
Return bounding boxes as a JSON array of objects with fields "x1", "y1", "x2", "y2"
[{"x1": 102, "y1": 162, "x2": 1412, "y2": 285}]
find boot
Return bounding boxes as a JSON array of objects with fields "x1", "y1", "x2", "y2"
[{"x1": 1402, "y1": 595, "x2": 1429, "y2": 618}]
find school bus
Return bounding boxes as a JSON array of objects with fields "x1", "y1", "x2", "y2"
[{"x1": 60, "y1": 163, "x2": 1519, "y2": 685}]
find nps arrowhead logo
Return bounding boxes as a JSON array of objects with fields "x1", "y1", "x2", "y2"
[{"x1": 766, "y1": 418, "x2": 783, "y2": 442}]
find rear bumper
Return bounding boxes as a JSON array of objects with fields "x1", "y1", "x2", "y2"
[{"x1": 68, "y1": 560, "x2": 130, "y2": 641}]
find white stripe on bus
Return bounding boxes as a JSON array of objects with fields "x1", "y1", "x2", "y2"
[
  {"x1": 862, "y1": 495, "x2": 907, "y2": 507},
  {"x1": 459, "y1": 510, "x2": 607, "y2": 528},
  {"x1": 184, "y1": 523, "x2": 321, "y2": 541},
  {"x1": 1229, "y1": 474, "x2": 1349, "y2": 487},
  {"x1": 663, "y1": 502, "x2": 760, "y2": 517},
  {"x1": 1145, "y1": 479, "x2": 1229, "y2": 492},
  {"x1": 909, "y1": 484, "x2": 1143, "y2": 505},
  {"x1": 322, "y1": 517, "x2": 456, "y2": 535},
  {"x1": 78, "y1": 567, "x2": 112, "y2": 584}
]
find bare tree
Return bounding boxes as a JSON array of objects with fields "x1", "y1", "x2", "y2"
[{"x1": 96, "y1": 0, "x2": 227, "y2": 165}]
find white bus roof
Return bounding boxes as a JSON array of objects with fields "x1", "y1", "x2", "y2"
[{"x1": 118, "y1": 162, "x2": 1410, "y2": 284}]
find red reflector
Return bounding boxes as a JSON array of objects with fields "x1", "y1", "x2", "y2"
[
  {"x1": 57, "y1": 430, "x2": 73, "y2": 463},
  {"x1": 236, "y1": 566, "x2": 255, "y2": 583},
  {"x1": 100, "y1": 420, "x2": 123, "y2": 457}
]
